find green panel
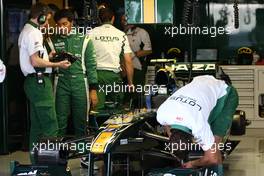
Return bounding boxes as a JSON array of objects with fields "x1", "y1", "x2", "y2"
[
  {"x1": 125, "y1": 0, "x2": 142, "y2": 24},
  {"x1": 156, "y1": 0, "x2": 174, "y2": 23},
  {"x1": 125, "y1": 0, "x2": 174, "y2": 24}
]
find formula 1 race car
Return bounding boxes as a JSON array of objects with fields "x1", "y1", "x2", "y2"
[{"x1": 10, "y1": 108, "x2": 249, "y2": 176}]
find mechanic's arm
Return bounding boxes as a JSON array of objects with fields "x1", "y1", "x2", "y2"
[
  {"x1": 30, "y1": 52, "x2": 70, "y2": 69},
  {"x1": 85, "y1": 39, "x2": 98, "y2": 109},
  {"x1": 124, "y1": 53, "x2": 134, "y2": 85},
  {"x1": 28, "y1": 31, "x2": 66, "y2": 68},
  {"x1": 183, "y1": 136, "x2": 222, "y2": 168},
  {"x1": 123, "y1": 34, "x2": 134, "y2": 86},
  {"x1": 164, "y1": 125, "x2": 172, "y2": 137},
  {"x1": 135, "y1": 50, "x2": 152, "y2": 58},
  {"x1": 44, "y1": 38, "x2": 57, "y2": 60}
]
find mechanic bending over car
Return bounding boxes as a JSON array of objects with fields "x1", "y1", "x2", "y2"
[{"x1": 156, "y1": 74, "x2": 239, "y2": 168}]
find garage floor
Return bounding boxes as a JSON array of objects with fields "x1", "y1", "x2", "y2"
[{"x1": 1, "y1": 128, "x2": 264, "y2": 176}]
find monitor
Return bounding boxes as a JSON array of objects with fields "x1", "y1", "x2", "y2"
[{"x1": 196, "y1": 49, "x2": 218, "y2": 61}]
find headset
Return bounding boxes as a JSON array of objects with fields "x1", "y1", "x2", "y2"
[
  {"x1": 37, "y1": 14, "x2": 46, "y2": 25},
  {"x1": 37, "y1": 6, "x2": 49, "y2": 25}
]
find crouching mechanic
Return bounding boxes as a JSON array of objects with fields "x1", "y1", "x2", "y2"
[
  {"x1": 45, "y1": 9, "x2": 98, "y2": 137},
  {"x1": 156, "y1": 75, "x2": 238, "y2": 169}
]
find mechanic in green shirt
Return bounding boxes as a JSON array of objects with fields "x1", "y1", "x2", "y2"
[{"x1": 45, "y1": 9, "x2": 98, "y2": 137}]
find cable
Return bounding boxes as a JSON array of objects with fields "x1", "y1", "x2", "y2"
[
  {"x1": 244, "y1": 2, "x2": 251, "y2": 25},
  {"x1": 219, "y1": 5, "x2": 229, "y2": 26},
  {"x1": 233, "y1": 0, "x2": 239, "y2": 29},
  {"x1": 188, "y1": 0, "x2": 199, "y2": 83},
  {"x1": 193, "y1": 0, "x2": 200, "y2": 26},
  {"x1": 182, "y1": 0, "x2": 192, "y2": 26}
]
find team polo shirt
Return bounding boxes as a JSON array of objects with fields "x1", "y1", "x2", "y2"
[
  {"x1": 90, "y1": 24, "x2": 132, "y2": 73},
  {"x1": 156, "y1": 75, "x2": 228, "y2": 151},
  {"x1": 18, "y1": 22, "x2": 51, "y2": 76},
  {"x1": 127, "y1": 27, "x2": 152, "y2": 70}
]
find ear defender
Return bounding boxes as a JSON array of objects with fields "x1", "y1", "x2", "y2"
[{"x1": 37, "y1": 14, "x2": 47, "y2": 25}]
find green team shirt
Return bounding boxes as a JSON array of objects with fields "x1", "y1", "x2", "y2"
[{"x1": 45, "y1": 33, "x2": 98, "y2": 89}]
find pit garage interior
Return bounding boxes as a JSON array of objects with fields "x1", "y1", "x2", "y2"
[{"x1": 1, "y1": 0, "x2": 264, "y2": 176}]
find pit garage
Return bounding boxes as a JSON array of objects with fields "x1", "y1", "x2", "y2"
[{"x1": 0, "y1": 0, "x2": 264, "y2": 176}]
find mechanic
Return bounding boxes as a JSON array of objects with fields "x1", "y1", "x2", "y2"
[
  {"x1": 45, "y1": 9, "x2": 98, "y2": 137},
  {"x1": 156, "y1": 75, "x2": 238, "y2": 168},
  {"x1": 121, "y1": 15, "x2": 152, "y2": 108},
  {"x1": 18, "y1": 3, "x2": 71, "y2": 162},
  {"x1": 90, "y1": 7, "x2": 134, "y2": 112}
]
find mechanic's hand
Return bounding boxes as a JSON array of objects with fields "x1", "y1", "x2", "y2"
[
  {"x1": 49, "y1": 50, "x2": 56, "y2": 59},
  {"x1": 135, "y1": 51, "x2": 140, "y2": 58},
  {"x1": 58, "y1": 60, "x2": 71, "y2": 69},
  {"x1": 164, "y1": 125, "x2": 171, "y2": 137},
  {"x1": 89, "y1": 89, "x2": 98, "y2": 109},
  {"x1": 182, "y1": 161, "x2": 194, "y2": 168}
]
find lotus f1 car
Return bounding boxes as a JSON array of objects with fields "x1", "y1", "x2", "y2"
[{"x1": 11, "y1": 108, "x2": 249, "y2": 176}]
